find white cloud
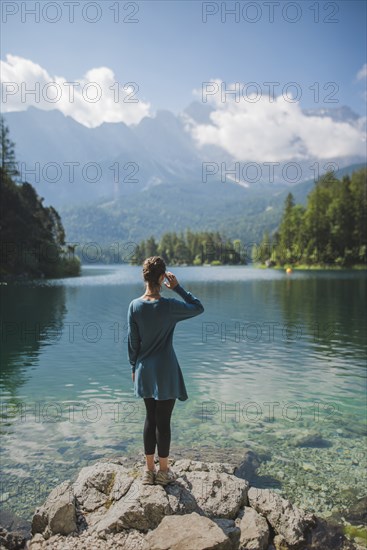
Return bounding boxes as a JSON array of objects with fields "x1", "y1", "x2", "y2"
[
  {"x1": 189, "y1": 80, "x2": 366, "y2": 161},
  {"x1": 357, "y1": 63, "x2": 367, "y2": 80},
  {"x1": 0, "y1": 54, "x2": 151, "y2": 127}
]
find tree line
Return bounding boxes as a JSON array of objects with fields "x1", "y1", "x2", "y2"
[
  {"x1": 256, "y1": 168, "x2": 367, "y2": 267},
  {"x1": 0, "y1": 116, "x2": 81, "y2": 279},
  {"x1": 73, "y1": 233, "x2": 247, "y2": 265},
  {"x1": 130, "y1": 231, "x2": 246, "y2": 265},
  {"x1": 92, "y1": 168, "x2": 366, "y2": 269}
]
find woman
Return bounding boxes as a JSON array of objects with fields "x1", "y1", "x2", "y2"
[{"x1": 127, "y1": 256, "x2": 204, "y2": 486}]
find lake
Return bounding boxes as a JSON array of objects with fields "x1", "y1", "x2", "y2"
[{"x1": 1, "y1": 264, "x2": 366, "y2": 522}]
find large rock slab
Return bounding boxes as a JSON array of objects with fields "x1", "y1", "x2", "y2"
[
  {"x1": 175, "y1": 469, "x2": 249, "y2": 519},
  {"x1": 89, "y1": 462, "x2": 249, "y2": 536},
  {"x1": 142, "y1": 511, "x2": 232, "y2": 550},
  {"x1": 73, "y1": 462, "x2": 133, "y2": 512},
  {"x1": 248, "y1": 487, "x2": 316, "y2": 546},
  {"x1": 31, "y1": 480, "x2": 77, "y2": 540},
  {"x1": 90, "y1": 480, "x2": 172, "y2": 535}
]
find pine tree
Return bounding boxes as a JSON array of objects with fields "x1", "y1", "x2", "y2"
[{"x1": 0, "y1": 115, "x2": 19, "y2": 179}]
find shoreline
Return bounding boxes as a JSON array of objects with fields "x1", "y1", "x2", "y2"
[
  {"x1": 254, "y1": 263, "x2": 367, "y2": 271},
  {"x1": 1, "y1": 449, "x2": 365, "y2": 550},
  {"x1": 1, "y1": 262, "x2": 366, "y2": 284}
]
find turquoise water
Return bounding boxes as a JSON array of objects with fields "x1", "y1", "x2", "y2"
[{"x1": 1, "y1": 265, "x2": 366, "y2": 521}]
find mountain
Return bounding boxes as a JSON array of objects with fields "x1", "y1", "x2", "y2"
[
  {"x1": 3, "y1": 104, "x2": 366, "y2": 248},
  {"x1": 58, "y1": 163, "x2": 366, "y2": 248},
  {"x1": 4, "y1": 103, "x2": 365, "y2": 208}
]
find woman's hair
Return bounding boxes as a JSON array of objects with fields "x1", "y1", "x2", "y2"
[{"x1": 142, "y1": 256, "x2": 166, "y2": 288}]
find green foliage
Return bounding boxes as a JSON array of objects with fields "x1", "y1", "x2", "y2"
[
  {"x1": 0, "y1": 117, "x2": 81, "y2": 279},
  {"x1": 0, "y1": 115, "x2": 19, "y2": 180},
  {"x1": 59, "y1": 164, "x2": 366, "y2": 253},
  {"x1": 130, "y1": 230, "x2": 247, "y2": 266},
  {"x1": 74, "y1": 230, "x2": 245, "y2": 266},
  {"x1": 258, "y1": 168, "x2": 367, "y2": 268},
  {"x1": 343, "y1": 523, "x2": 367, "y2": 544}
]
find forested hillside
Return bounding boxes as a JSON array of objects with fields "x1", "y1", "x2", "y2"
[
  {"x1": 0, "y1": 117, "x2": 81, "y2": 280},
  {"x1": 256, "y1": 168, "x2": 367, "y2": 267}
]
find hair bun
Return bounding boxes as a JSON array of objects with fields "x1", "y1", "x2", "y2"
[{"x1": 143, "y1": 256, "x2": 166, "y2": 285}]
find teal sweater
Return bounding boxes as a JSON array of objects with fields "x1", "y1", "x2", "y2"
[{"x1": 127, "y1": 284, "x2": 204, "y2": 401}]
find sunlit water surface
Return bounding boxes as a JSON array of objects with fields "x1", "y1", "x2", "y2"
[{"x1": 1, "y1": 264, "x2": 366, "y2": 521}]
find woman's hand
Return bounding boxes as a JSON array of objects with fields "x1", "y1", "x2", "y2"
[
  {"x1": 132, "y1": 371, "x2": 135, "y2": 383},
  {"x1": 164, "y1": 271, "x2": 179, "y2": 290}
]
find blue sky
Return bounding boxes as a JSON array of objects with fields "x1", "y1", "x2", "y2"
[{"x1": 1, "y1": 0, "x2": 366, "y2": 117}]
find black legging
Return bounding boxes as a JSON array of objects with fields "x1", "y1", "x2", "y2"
[{"x1": 143, "y1": 398, "x2": 176, "y2": 458}]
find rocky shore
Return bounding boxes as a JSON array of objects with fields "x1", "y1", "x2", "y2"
[{"x1": 0, "y1": 451, "x2": 365, "y2": 550}]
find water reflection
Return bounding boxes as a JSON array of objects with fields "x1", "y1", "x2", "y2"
[
  {"x1": 0, "y1": 265, "x2": 366, "y2": 521},
  {"x1": 0, "y1": 285, "x2": 67, "y2": 397}
]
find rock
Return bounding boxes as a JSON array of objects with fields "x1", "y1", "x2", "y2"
[
  {"x1": 171, "y1": 458, "x2": 192, "y2": 472},
  {"x1": 174, "y1": 469, "x2": 249, "y2": 519},
  {"x1": 89, "y1": 461, "x2": 249, "y2": 537},
  {"x1": 302, "y1": 462, "x2": 317, "y2": 472},
  {"x1": 231, "y1": 431, "x2": 247, "y2": 443},
  {"x1": 235, "y1": 506, "x2": 270, "y2": 550},
  {"x1": 27, "y1": 456, "x2": 357, "y2": 550},
  {"x1": 0, "y1": 508, "x2": 31, "y2": 549},
  {"x1": 142, "y1": 511, "x2": 232, "y2": 550},
  {"x1": 212, "y1": 518, "x2": 241, "y2": 548},
  {"x1": 90, "y1": 480, "x2": 172, "y2": 536},
  {"x1": 234, "y1": 449, "x2": 262, "y2": 483},
  {"x1": 301, "y1": 516, "x2": 360, "y2": 550},
  {"x1": 0, "y1": 525, "x2": 28, "y2": 550},
  {"x1": 248, "y1": 487, "x2": 316, "y2": 546},
  {"x1": 163, "y1": 478, "x2": 200, "y2": 516},
  {"x1": 73, "y1": 462, "x2": 133, "y2": 512},
  {"x1": 31, "y1": 480, "x2": 77, "y2": 539},
  {"x1": 273, "y1": 533, "x2": 289, "y2": 549},
  {"x1": 28, "y1": 531, "x2": 141, "y2": 549},
  {"x1": 27, "y1": 532, "x2": 46, "y2": 549},
  {"x1": 292, "y1": 432, "x2": 332, "y2": 448},
  {"x1": 27, "y1": 529, "x2": 147, "y2": 549},
  {"x1": 333, "y1": 496, "x2": 367, "y2": 526}
]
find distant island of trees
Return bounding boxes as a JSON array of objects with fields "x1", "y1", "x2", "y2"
[
  {"x1": 0, "y1": 116, "x2": 81, "y2": 280},
  {"x1": 74, "y1": 230, "x2": 247, "y2": 266},
  {"x1": 130, "y1": 231, "x2": 246, "y2": 266}
]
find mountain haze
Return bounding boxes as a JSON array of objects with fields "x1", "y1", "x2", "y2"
[{"x1": 4, "y1": 104, "x2": 366, "y2": 247}]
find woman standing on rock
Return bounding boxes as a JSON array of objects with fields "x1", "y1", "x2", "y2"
[{"x1": 127, "y1": 256, "x2": 204, "y2": 486}]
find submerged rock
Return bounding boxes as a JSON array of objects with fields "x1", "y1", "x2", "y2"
[
  {"x1": 0, "y1": 508, "x2": 31, "y2": 550},
  {"x1": 292, "y1": 432, "x2": 332, "y2": 448},
  {"x1": 234, "y1": 449, "x2": 262, "y2": 483}
]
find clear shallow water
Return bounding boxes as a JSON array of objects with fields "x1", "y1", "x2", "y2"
[{"x1": 1, "y1": 265, "x2": 366, "y2": 521}]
